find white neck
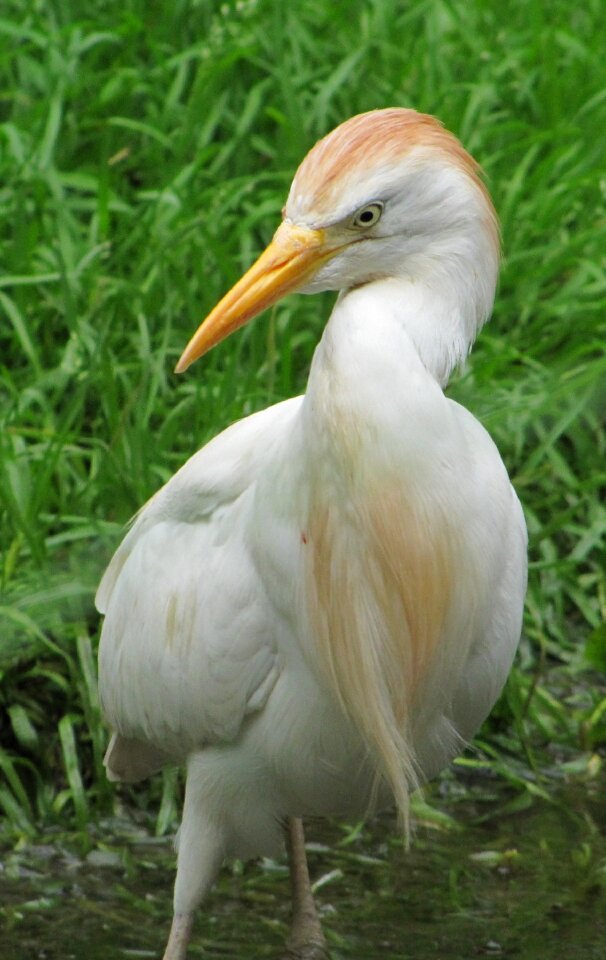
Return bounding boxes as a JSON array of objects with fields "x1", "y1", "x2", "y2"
[
  {"x1": 341, "y1": 217, "x2": 497, "y2": 387},
  {"x1": 302, "y1": 283, "x2": 450, "y2": 475},
  {"x1": 342, "y1": 278, "x2": 476, "y2": 388},
  {"x1": 315, "y1": 267, "x2": 489, "y2": 397},
  {"x1": 300, "y1": 236, "x2": 498, "y2": 474}
]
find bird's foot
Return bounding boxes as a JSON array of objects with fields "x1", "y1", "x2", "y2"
[
  {"x1": 282, "y1": 818, "x2": 329, "y2": 959},
  {"x1": 282, "y1": 938, "x2": 329, "y2": 960},
  {"x1": 162, "y1": 912, "x2": 194, "y2": 960}
]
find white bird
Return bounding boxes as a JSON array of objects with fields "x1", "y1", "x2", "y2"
[{"x1": 96, "y1": 108, "x2": 527, "y2": 960}]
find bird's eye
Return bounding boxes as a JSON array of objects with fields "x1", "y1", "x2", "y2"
[{"x1": 351, "y1": 202, "x2": 384, "y2": 229}]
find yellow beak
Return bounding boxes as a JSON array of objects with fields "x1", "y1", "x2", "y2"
[{"x1": 175, "y1": 221, "x2": 341, "y2": 373}]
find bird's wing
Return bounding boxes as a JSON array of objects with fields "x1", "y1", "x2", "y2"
[
  {"x1": 96, "y1": 396, "x2": 302, "y2": 778},
  {"x1": 407, "y1": 399, "x2": 527, "y2": 781},
  {"x1": 444, "y1": 400, "x2": 528, "y2": 745}
]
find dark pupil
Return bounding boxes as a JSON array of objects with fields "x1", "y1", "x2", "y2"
[{"x1": 359, "y1": 209, "x2": 374, "y2": 223}]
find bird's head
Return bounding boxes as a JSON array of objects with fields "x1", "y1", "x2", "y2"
[{"x1": 176, "y1": 108, "x2": 499, "y2": 373}]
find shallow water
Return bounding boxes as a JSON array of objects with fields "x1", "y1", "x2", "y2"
[{"x1": 1, "y1": 774, "x2": 605, "y2": 959}]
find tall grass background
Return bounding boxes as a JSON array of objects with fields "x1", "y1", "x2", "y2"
[{"x1": 0, "y1": 0, "x2": 605, "y2": 840}]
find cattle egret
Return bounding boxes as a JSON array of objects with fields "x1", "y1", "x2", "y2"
[{"x1": 97, "y1": 108, "x2": 527, "y2": 959}]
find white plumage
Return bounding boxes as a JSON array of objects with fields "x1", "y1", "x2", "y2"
[{"x1": 97, "y1": 108, "x2": 527, "y2": 959}]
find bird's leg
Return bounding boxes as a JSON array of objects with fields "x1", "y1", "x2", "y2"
[
  {"x1": 162, "y1": 912, "x2": 194, "y2": 960},
  {"x1": 283, "y1": 817, "x2": 328, "y2": 960},
  {"x1": 161, "y1": 763, "x2": 226, "y2": 960}
]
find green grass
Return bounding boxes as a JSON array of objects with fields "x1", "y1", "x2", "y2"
[{"x1": 0, "y1": 0, "x2": 605, "y2": 838}]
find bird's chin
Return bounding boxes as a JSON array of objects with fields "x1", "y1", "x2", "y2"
[
  {"x1": 298, "y1": 281, "x2": 327, "y2": 295},
  {"x1": 297, "y1": 261, "x2": 346, "y2": 295}
]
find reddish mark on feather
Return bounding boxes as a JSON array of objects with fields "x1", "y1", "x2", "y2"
[{"x1": 301, "y1": 531, "x2": 308, "y2": 544}]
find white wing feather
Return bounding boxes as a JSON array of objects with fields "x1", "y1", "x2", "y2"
[{"x1": 96, "y1": 397, "x2": 302, "y2": 768}]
